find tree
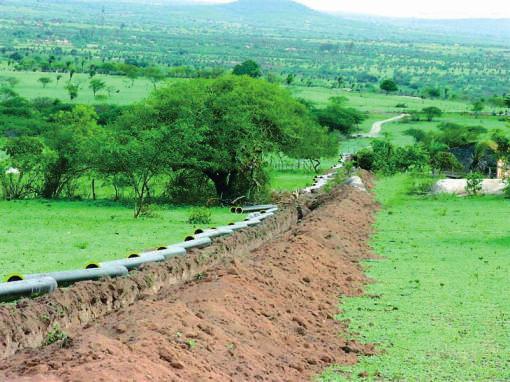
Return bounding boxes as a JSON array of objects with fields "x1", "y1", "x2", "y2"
[
  {"x1": 492, "y1": 130, "x2": 510, "y2": 160},
  {"x1": 430, "y1": 151, "x2": 462, "y2": 174},
  {"x1": 38, "y1": 77, "x2": 52, "y2": 88},
  {"x1": 314, "y1": 96, "x2": 366, "y2": 135},
  {"x1": 89, "y1": 78, "x2": 106, "y2": 97},
  {"x1": 0, "y1": 137, "x2": 50, "y2": 199},
  {"x1": 504, "y1": 96, "x2": 510, "y2": 110},
  {"x1": 232, "y1": 60, "x2": 262, "y2": 78},
  {"x1": 285, "y1": 124, "x2": 338, "y2": 173},
  {"x1": 98, "y1": 104, "x2": 199, "y2": 217},
  {"x1": 56, "y1": 74, "x2": 63, "y2": 85},
  {"x1": 65, "y1": 83, "x2": 79, "y2": 100},
  {"x1": 422, "y1": 106, "x2": 443, "y2": 121},
  {"x1": 285, "y1": 74, "x2": 295, "y2": 85},
  {"x1": 119, "y1": 63, "x2": 139, "y2": 87},
  {"x1": 0, "y1": 76, "x2": 19, "y2": 88},
  {"x1": 144, "y1": 66, "x2": 165, "y2": 89},
  {"x1": 110, "y1": 75, "x2": 332, "y2": 205},
  {"x1": 472, "y1": 100, "x2": 485, "y2": 117},
  {"x1": 41, "y1": 105, "x2": 103, "y2": 198},
  {"x1": 380, "y1": 79, "x2": 398, "y2": 94}
]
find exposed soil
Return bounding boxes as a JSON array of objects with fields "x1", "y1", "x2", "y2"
[{"x1": 0, "y1": 181, "x2": 378, "y2": 382}]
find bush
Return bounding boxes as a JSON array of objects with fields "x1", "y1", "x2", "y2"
[
  {"x1": 355, "y1": 149, "x2": 375, "y2": 171},
  {"x1": 187, "y1": 207, "x2": 212, "y2": 225},
  {"x1": 43, "y1": 324, "x2": 71, "y2": 347},
  {"x1": 465, "y1": 172, "x2": 484, "y2": 196}
]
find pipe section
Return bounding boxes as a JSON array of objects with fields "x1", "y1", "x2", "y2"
[
  {"x1": 171, "y1": 237, "x2": 212, "y2": 250},
  {"x1": 92, "y1": 253, "x2": 166, "y2": 271},
  {"x1": 146, "y1": 246, "x2": 187, "y2": 260},
  {"x1": 24, "y1": 266, "x2": 129, "y2": 287},
  {"x1": 239, "y1": 204, "x2": 277, "y2": 213},
  {"x1": 0, "y1": 277, "x2": 58, "y2": 303},
  {"x1": 194, "y1": 228, "x2": 234, "y2": 240}
]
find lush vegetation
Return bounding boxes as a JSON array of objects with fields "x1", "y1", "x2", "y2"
[
  {"x1": 0, "y1": 75, "x2": 340, "y2": 217},
  {"x1": 321, "y1": 174, "x2": 510, "y2": 381},
  {"x1": 354, "y1": 113, "x2": 510, "y2": 177}
]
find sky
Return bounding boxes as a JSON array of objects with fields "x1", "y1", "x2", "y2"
[{"x1": 195, "y1": 0, "x2": 510, "y2": 19}]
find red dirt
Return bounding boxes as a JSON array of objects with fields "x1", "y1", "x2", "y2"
[{"x1": 0, "y1": 183, "x2": 377, "y2": 382}]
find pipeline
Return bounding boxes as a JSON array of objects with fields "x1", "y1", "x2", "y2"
[
  {"x1": 146, "y1": 246, "x2": 187, "y2": 260},
  {"x1": 232, "y1": 204, "x2": 278, "y2": 214},
  {"x1": 172, "y1": 237, "x2": 212, "y2": 250},
  {"x1": 243, "y1": 219, "x2": 262, "y2": 227},
  {"x1": 0, "y1": 154, "x2": 349, "y2": 304},
  {"x1": 24, "y1": 266, "x2": 129, "y2": 287},
  {"x1": 187, "y1": 228, "x2": 234, "y2": 241},
  {"x1": 0, "y1": 277, "x2": 58, "y2": 303},
  {"x1": 89, "y1": 253, "x2": 166, "y2": 271}
]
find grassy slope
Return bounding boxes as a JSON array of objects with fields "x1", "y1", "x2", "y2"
[
  {"x1": 322, "y1": 174, "x2": 510, "y2": 381},
  {"x1": 0, "y1": 201, "x2": 238, "y2": 280}
]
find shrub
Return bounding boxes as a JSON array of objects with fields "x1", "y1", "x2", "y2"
[
  {"x1": 355, "y1": 149, "x2": 375, "y2": 171},
  {"x1": 43, "y1": 324, "x2": 71, "y2": 347},
  {"x1": 187, "y1": 207, "x2": 212, "y2": 225},
  {"x1": 465, "y1": 172, "x2": 484, "y2": 196}
]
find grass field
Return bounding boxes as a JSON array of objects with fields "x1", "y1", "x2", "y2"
[
  {"x1": 0, "y1": 69, "x2": 162, "y2": 105},
  {"x1": 321, "y1": 174, "x2": 510, "y2": 381},
  {"x1": 381, "y1": 113, "x2": 510, "y2": 146},
  {"x1": 0, "y1": 200, "x2": 239, "y2": 281},
  {"x1": 290, "y1": 86, "x2": 473, "y2": 113}
]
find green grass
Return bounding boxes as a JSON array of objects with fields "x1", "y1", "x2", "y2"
[
  {"x1": 370, "y1": 113, "x2": 510, "y2": 146},
  {"x1": 0, "y1": 200, "x2": 239, "y2": 280},
  {"x1": 0, "y1": 70, "x2": 173, "y2": 105},
  {"x1": 321, "y1": 174, "x2": 510, "y2": 381},
  {"x1": 269, "y1": 169, "x2": 315, "y2": 191},
  {"x1": 290, "y1": 86, "x2": 473, "y2": 113}
]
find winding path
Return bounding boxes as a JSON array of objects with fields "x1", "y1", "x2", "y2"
[{"x1": 367, "y1": 114, "x2": 409, "y2": 138}]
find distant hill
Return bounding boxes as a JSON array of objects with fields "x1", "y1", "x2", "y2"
[{"x1": 220, "y1": 0, "x2": 316, "y2": 16}]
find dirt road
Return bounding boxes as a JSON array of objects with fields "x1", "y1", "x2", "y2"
[
  {"x1": 0, "y1": 181, "x2": 378, "y2": 382},
  {"x1": 367, "y1": 114, "x2": 409, "y2": 137}
]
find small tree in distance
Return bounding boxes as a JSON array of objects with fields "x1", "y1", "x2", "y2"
[
  {"x1": 422, "y1": 106, "x2": 443, "y2": 122},
  {"x1": 89, "y1": 78, "x2": 106, "y2": 97},
  {"x1": 65, "y1": 83, "x2": 79, "y2": 101},
  {"x1": 38, "y1": 77, "x2": 52, "y2": 88},
  {"x1": 380, "y1": 79, "x2": 398, "y2": 94}
]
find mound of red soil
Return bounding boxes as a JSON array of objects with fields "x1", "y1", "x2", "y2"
[{"x1": 0, "y1": 184, "x2": 377, "y2": 381}]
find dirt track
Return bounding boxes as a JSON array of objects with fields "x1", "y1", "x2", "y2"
[{"x1": 0, "y1": 180, "x2": 378, "y2": 381}]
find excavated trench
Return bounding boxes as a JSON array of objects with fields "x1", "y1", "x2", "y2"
[{"x1": 0, "y1": 173, "x2": 378, "y2": 381}]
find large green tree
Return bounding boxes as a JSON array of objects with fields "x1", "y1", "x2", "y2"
[{"x1": 107, "y1": 75, "x2": 334, "y2": 207}]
